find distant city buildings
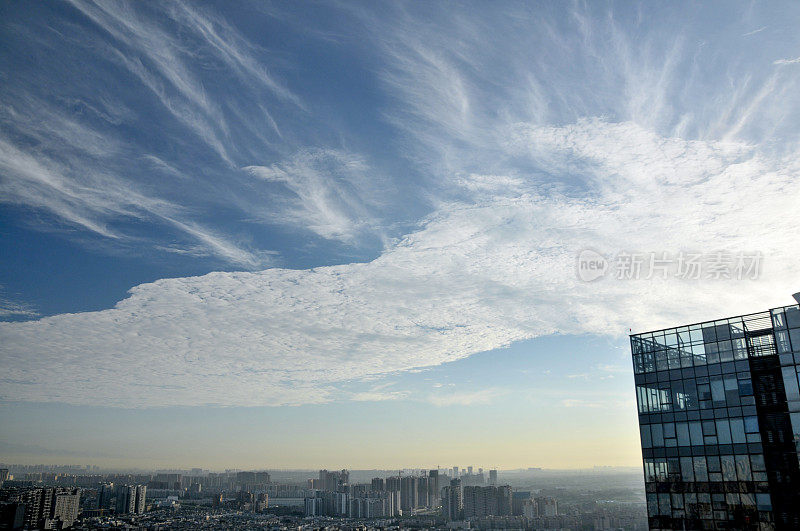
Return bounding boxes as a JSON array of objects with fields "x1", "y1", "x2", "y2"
[
  {"x1": 0, "y1": 464, "x2": 649, "y2": 529},
  {"x1": 303, "y1": 469, "x2": 446, "y2": 518}
]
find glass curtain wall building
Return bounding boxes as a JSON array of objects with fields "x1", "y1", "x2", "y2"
[{"x1": 630, "y1": 301, "x2": 800, "y2": 530}]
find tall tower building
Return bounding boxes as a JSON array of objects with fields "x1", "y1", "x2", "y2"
[
  {"x1": 115, "y1": 485, "x2": 146, "y2": 515},
  {"x1": 441, "y1": 478, "x2": 463, "y2": 521},
  {"x1": 630, "y1": 297, "x2": 800, "y2": 529},
  {"x1": 400, "y1": 476, "x2": 418, "y2": 513},
  {"x1": 428, "y1": 470, "x2": 440, "y2": 505},
  {"x1": 488, "y1": 469, "x2": 498, "y2": 486}
]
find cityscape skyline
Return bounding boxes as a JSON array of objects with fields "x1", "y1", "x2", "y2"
[{"x1": 0, "y1": 463, "x2": 649, "y2": 529}]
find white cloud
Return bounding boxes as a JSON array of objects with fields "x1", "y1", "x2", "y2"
[
  {"x1": 426, "y1": 389, "x2": 505, "y2": 407},
  {"x1": 0, "y1": 294, "x2": 38, "y2": 319},
  {"x1": 244, "y1": 149, "x2": 387, "y2": 243},
  {"x1": 742, "y1": 27, "x2": 767, "y2": 37},
  {"x1": 352, "y1": 390, "x2": 411, "y2": 402},
  {"x1": 1, "y1": 119, "x2": 798, "y2": 407},
  {"x1": 774, "y1": 57, "x2": 800, "y2": 65}
]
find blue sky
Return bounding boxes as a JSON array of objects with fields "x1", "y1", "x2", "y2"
[{"x1": 1, "y1": 0, "x2": 799, "y2": 468}]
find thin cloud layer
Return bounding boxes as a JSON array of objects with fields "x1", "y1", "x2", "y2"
[
  {"x1": 244, "y1": 149, "x2": 388, "y2": 243},
  {"x1": 1, "y1": 119, "x2": 797, "y2": 407}
]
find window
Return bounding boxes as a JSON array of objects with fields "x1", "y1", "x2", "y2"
[
  {"x1": 740, "y1": 492, "x2": 755, "y2": 507},
  {"x1": 681, "y1": 379, "x2": 699, "y2": 410},
  {"x1": 676, "y1": 422, "x2": 690, "y2": 446},
  {"x1": 730, "y1": 418, "x2": 746, "y2": 443},
  {"x1": 680, "y1": 457, "x2": 694, "y2": 482},
  {"x1": 678, "y1": 330, "x2": 691, "y2": 346},
  {"x1": 697, "y1": 380, "x2": 712, "y2": 409},
  {"x1": 658, "y1": 493, "x2": 671, "y2": 516},
  {"x1": 735, "y1": 455, "x2": 751, "y2": 481},
  {"x1": 656, "y1": 349, "x2": 668, "y2": 371},
  {"x1": 785, "y1": 307, "x2": 800, "y2": 329},
  {"x1": 689, "y1": 422, "x2": 703, "y2": 446},
  {"x1": 710, "y1": 376, "x2": 725, "y2": 406},
  {"x1": 772, "y1": 310, "x2": 786, "y2": 329},
  {"x1": 646, "y1": 493, "x2": 658, "y2": 517},
  {"x1": 738, "y1": 377, "x2": 753, "y2": 396},
  {"x1": 750, "y1": 454, "x2": 766, "y2": 471},
  {"x1": 756, "y1": 493, "x2": 772, "y2": 512},
  {"x1": 776, "y1": 330, "x2": 791, "y2": 354},
  {"x1": 707, "y1": 456, "x2": 722, "y2": 482},
  {"x1": 663, "y1": 422, "x2": 676, "y2": 447},
  {"x1": 732, "y1": 338, "x2": 747, "y2": 360},
  {"x1": 715, "y1": 419, "x2": 731, "y2": 444},
  {"x1": 671, "y1": 380, "x2": 686, "y2": 410},
  {"x1": 744, "y1": 416, "x2": 759, "y2": 434},
  {"x1": 640, "y1": 425, "x2": 652, "y2": 448},
  {"x1": 782, "y1": 367, "x2": 800, "y2": 402},
  {"x1": 723, "y1": 376, "x2": 739, "y2": 405},
  {"x1": 718, "y1": 340, "x2": 734, "y2": 363},
  {"x1": 720, "y1": 455, "x2": 736, "y2": 481},
  {"x1": 714, "y1": 323, "x2": 731, "y2": 340},
  {"x1": 790, "y1": 328, "x2": 800, "y2": 352},
  {"x1": 705, "y1": 341, "x2": 720, "y2": 364},
  {"x1": 636, "y1": 386, "x2": 648, "y2": 414},
  {"x1": 693, "y1": 456, "x2": 708, "y2": 481},
  {"x1": 665, "y1": 333, "x2": 678, "y2": 348},
  {"x1": 651, "y1": 423, "x2": 664, "y2": 447},
  {"x1": 702, "y1": 420, "x2": 717, "y2": 445}
]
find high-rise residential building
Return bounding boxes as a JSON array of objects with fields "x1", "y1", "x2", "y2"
[
  {"x1": 386, "y1": 475, "x2": 402, "y2": 494},
  {"x1": 15, "y1": 488, "x2": 80, "y2": 529},
  {"x1": 400, "y1": 476, "x2": 418, "y2": 513},
  {"x1": 98, "y1": 483, "x2": 115, "y2": 510},
  {"x1": 115, "y1": 485, "x2": 146, "y2": 515},
  {"x1": 318, "y1": 469, "x2": 348, "y2": 492},
  {"x1": 534, "y1": 496, "x2": 558, "y2": 517},
  {"x1": 630, "y1": 296, "x2": 800, "y2": 530},
  {"x1": 428, "y1": 470, "x2": 440, "y2": 505},
  {"x1": 463, "y1": 485, "x2": 512, "y2": 518},
  {"x1": 235, "y1": 470, "x2": 270, "y2": 490},
  {"x1": 52, "y1": 489, "x2": 81, "y2": 528},
  {"x1": 512, "y1": 491, "x2": 531, "y2": 516},
  {"x1": 152, "y1": 473, "x2": 181, "y2": 490},
  {"x1": 371, "y1": 477, "x2": 385, "y2": 492},
  {"x1": 488, "y1": 469, "x2": 498, "y2": 486},
  {"x1": 441, "y1": 478, "x2": 463, "y2": 521}
]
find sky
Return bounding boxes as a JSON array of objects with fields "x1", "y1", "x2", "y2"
[{"x1": 1, "y1": 0, "x2": 800, "y2": 470}]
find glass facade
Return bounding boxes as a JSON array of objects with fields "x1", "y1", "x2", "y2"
[{"x1": 631, "y1": 304, "x2": 800, "y2": 530}]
